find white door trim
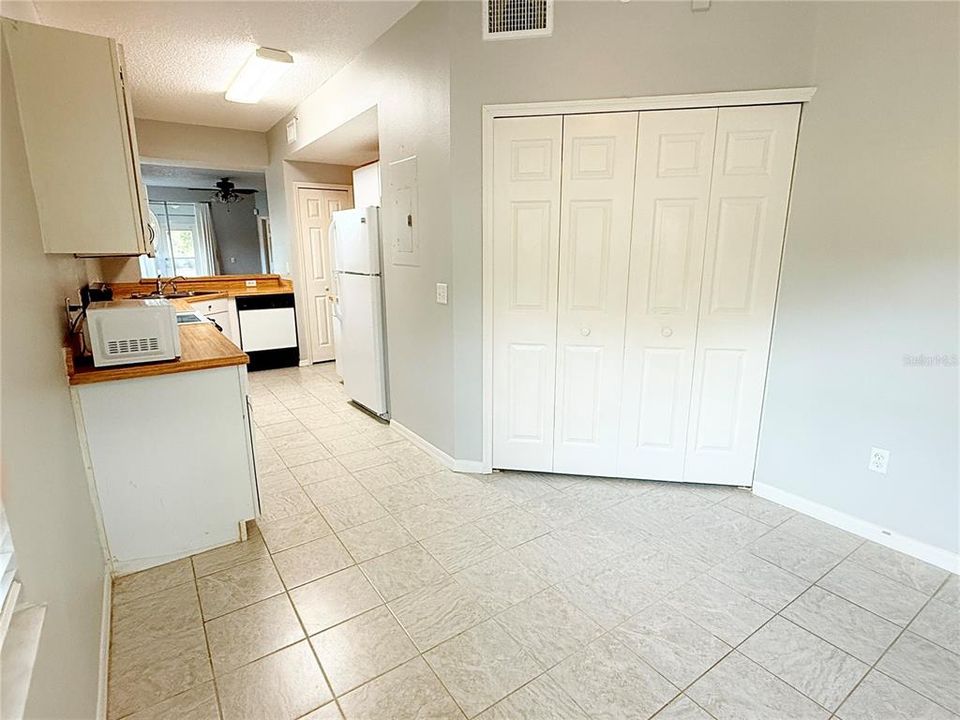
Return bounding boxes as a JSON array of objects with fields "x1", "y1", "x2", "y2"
[
  {"x1": 480, "y1": 87, "x2": 817, "y2": 473},
  {"x1": 291, "y1": 182, "x2": 353, "y2": 364}
]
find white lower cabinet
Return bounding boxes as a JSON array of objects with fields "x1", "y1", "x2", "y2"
[
  {"x1": 192, "y1": 297, "x2": 238, "y2": 346},
  {"x1": 492, "y1": 104, "x2": 801, "y2": 486},
  {"x1": 205, "y1": 310, "x2": 233, "y2": 343},
  {"x1": 73, "y1": 365, "x2": 257, "y2": 573}
]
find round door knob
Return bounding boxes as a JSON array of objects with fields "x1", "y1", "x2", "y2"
[
  {"x1": 581, "y1": 328, "x2": 591, "y2": 337},
  {"x1": 661, "y1": 327, "x2": 673, "y2": 337}
]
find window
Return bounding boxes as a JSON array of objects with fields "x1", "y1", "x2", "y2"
[{"x1": 141, "y1": 201, "x2": 217, "y2": 277}]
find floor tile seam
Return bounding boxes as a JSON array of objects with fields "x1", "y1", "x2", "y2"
[
  {"x1": 192, "y1": 554, "x2": 225, "y2": 720},
  {"x1": 823, "y1": 573, "x2": 957, "y2": 718},
  {"x1": 267, "y1": 540, "x2": 342, "y2": 720},
  {"x1": 110, "y1": 576, "x2": 198, "y2": 611}
]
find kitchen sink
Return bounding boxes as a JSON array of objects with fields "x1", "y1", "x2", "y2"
[{"x1": 130, "y1": 290, "x2": 219, "y2": 299}]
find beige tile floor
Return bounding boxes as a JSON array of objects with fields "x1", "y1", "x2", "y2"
[{"x1": 108, "y1": 364, "x2": 960, "y2": 720}]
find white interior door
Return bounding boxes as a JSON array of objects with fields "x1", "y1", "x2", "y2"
[
  {"x1": 491, "y1": 116, "x2": 563, "y2": 471},
  {"x1": 617, "y1": 108, "x2": 718, "y2": 481},
  {"x1": 683, "y1": 104, "x2": 801, "y2": 485},
  {"x1": 297, "y1": 187, "x2": 352, "y2": 363},
  {"x1": 553, "y1": 112, "x2": 639, "y2": 476}
]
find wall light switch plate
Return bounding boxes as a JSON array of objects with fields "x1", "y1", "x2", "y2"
[
  {"x1": 245, "y1": 280, "x2": 257, "y2": 288},
  {"x1": 691, "y1": 0, "x2": 711, "y2": 10},
  {"x1": 869, "y1": 447, "x2": 890, "y2": 474},
  {"x1": 436, "y1": 282, "x2": 448, "y2": 305},
  {"x1": 286, "y1": 118, "x2": 298, "y2": 144}
]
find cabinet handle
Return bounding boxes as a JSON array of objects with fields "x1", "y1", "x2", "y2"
[
  {"x1": 581, "y1": 328, "x2": 591, "y2": 337},
  {"x1": 661, "y1": 327, "x2": 673, "y2": 338}
]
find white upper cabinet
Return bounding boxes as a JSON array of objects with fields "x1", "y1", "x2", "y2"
[
  {"x1": 352, "y1": 162, "x2": 382, "y2": 208},
  {"x1": 2, "y1": 19, "x2": 149, "y2": 255}
]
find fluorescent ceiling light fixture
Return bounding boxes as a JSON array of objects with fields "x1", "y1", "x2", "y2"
[{"x1": 225, "y1": 47, "x2": 293, "y2": 104}]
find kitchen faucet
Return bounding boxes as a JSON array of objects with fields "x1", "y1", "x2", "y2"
[{"x1": 156, "y1": 275, "x2": 186, "y2": 296}]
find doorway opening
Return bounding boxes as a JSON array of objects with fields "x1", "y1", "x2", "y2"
[{"x1": 288, "y1": 106, "x2": 382, "y2": 368}]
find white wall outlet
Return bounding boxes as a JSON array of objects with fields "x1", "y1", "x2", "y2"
[
  {"x1": 245, "y1": 280, "x2": 257, "y2": 288},
  {"x1": 435, "y1": 282, "x2": 448, "y2": 305},
  {"x1": 691, "y1": 0, "x2": 711, "y2": 11},
  {"x1": 869, "y1": 447, "x2": 890, "y2": 474}
]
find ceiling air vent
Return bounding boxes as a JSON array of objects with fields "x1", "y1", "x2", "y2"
[{"x1": 484, "y1": 0, "x2": 553, "y2": 40}]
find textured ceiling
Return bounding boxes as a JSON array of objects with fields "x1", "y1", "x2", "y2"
[
  {"x1": 140, "y1": 164, "x2": 267, "y2": 192},
  {"x1": 31, "y1": 1, "x2": 417, "y2": 132},
  {"x1": 289, "y1": 106, "x2": 379, "y2": 166}
]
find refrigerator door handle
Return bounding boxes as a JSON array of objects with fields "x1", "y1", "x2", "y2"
[
  {"x1": 329, "y1": 219, "x2": 340, "y2": 273},
  {"x1": 331, "y1": 278, "x2": 343, "y2": 322}
]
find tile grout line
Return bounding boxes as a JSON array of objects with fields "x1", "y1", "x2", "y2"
[
  {"x1": 823, "y1": 572, "x2": 957, "y2": 719},
  {"x1": 621, "y1": 531, "x2": 873, "y2": 720},
  {"x1": 486, "y1": 505, "x2": 865, "y2": 719},
  {"x1": 191, "y1": 556, "x2": 225, "y2": 720},
  {"x1": 261, "y1": 399, "x2": 463, "y2": 719},
  {"x1": 265, "y1": 539, "x2": 344, "y2": 720}
]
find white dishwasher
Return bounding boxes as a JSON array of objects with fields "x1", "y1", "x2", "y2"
[{"x1": 235, "y1": 293, "x2": 299, "y2": 370}]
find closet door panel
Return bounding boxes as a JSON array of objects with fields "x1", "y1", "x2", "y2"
[
  {"x1": 553, "y1": 112, "x2": 638, "y2": 475},
  {"x1": 684, "y1": 104, "x2": 801, "y2": 485},
  {"x1": 492, "y1": 116, "x2": 563, "y2": 471},
  {"x1": 618, "y1": 108, "x2": 718, "y2": 481}
]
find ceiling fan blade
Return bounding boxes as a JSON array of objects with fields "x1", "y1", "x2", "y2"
[{"x1": 235, "y1": 189, "x2": 258, "y2": 194}]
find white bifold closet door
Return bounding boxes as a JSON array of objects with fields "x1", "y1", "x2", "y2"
[
  {"x1": 683, "y1": 104, "x2": 800, "y2": 485},
  {"x1": 552, "y1": 112, "x2": 639, "y2": 475},
  {"x1": 491, "y1": 103, "x2": 800, "y2": 487},
  {"x1": 491, "y1": 115, "x2": 563, "y2": 471},
  {"x1": 617, "y1": 108, "x2": 719, "y2": 481}
]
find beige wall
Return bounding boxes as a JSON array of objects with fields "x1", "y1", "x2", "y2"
[
  {"x1": 755, "y1": 2, "x2": 959, "y2": 555},
  {"x1": 1, "y1": 28, "x2": 107, "y2": 719},
  {"x1": 267, "y1": 1, "x2": 454, "y2": 451},
  {"x1": 135, "y1": 118, "x2": 268, "y2": 170}
]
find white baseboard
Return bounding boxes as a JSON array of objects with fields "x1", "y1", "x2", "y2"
[
  {"x1": 389, "y1": 421, "x2": 488, "y2": 474},
  {"x1": 753, "y1": 482, "x2": 960, "y2": 574},
  {"x1": 97, "y1": 565, "x2": 112, "y2": 720}
]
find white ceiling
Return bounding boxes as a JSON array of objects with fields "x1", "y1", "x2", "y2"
[
  {"x1": 140, "y1": 164, "x2": 266, "y2": 192},
  {"x1": 289, "y1": 106, "x2": 379, "y2": 167},
  {"x1": 31, "y1": 1, "x2": 417, "y2": 132}
]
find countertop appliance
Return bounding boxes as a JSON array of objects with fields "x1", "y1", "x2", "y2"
[
  {"x1": 235, "y1": 293, "x2": 298, "y2": 371},
  {"x1": 85, "y1": 299, "x2": 181, "y2": 367},
  {"x1": 331, "y1": 206, "x2": 389, "y2": 417}
]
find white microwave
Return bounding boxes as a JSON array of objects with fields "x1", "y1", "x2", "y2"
[{"x1": 84, "y1": 299, "x2": 181, "y2": 367}]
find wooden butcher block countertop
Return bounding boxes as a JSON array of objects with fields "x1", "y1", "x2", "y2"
[
  {"x1": 67, "y1": 275, "x2": 293, "y2": 385},
  {"x1": 109, "y1": 274, "x2": 293, "y2": 301},
  {"x1": 67, "y1": 299, "x2": 248, "y2": 386}
]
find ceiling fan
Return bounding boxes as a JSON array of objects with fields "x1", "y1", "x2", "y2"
[{"x1": 189, "y1": 177, "x2": 258, "y2": 204}]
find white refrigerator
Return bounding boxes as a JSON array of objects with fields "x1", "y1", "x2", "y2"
[{"x1": 331, "y1": 206, "x2": 389, "y2": 417}]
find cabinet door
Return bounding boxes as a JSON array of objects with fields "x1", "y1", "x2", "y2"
[
  {"x1": 683, "y1": 104, "x2": 801, "y2": 486},
  {"x1": 2, "y1": 20, "x2": 145, "y2": 255},
  {"x1": 553, "y1": 112, "x2": 638, "y2": 476},
  {"x1": 618, "y1": 109, "x2": 718, "y2": 481},
  {"x1": 491, "y1": 116, "x2": 563, "y2": 471}
]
